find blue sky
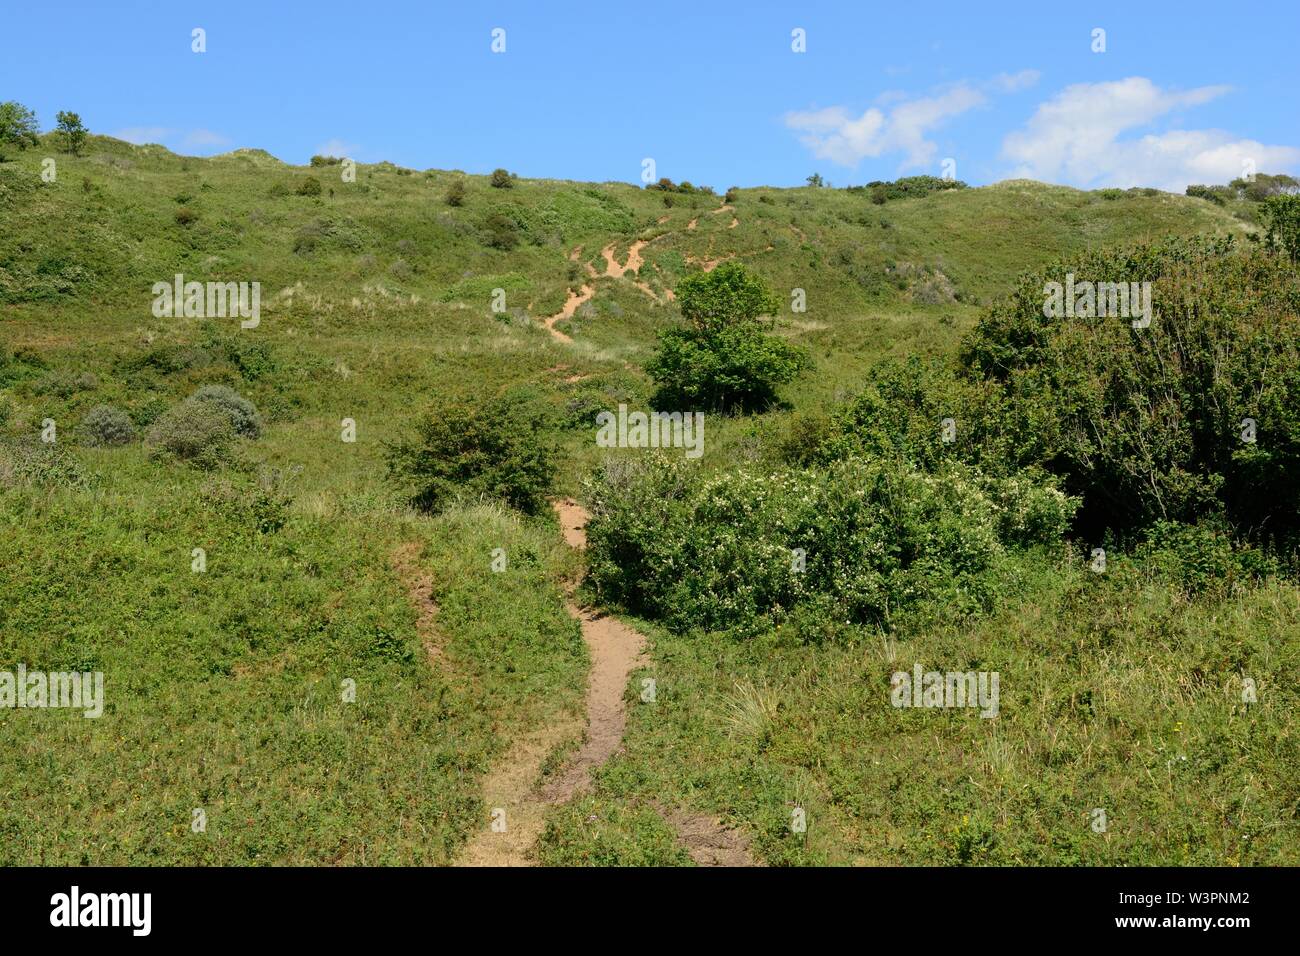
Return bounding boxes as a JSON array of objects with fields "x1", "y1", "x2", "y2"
[{"x1": 3, "y1": 0, "x2": 1297, "y2": 191}]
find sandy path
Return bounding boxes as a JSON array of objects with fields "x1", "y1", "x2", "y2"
[
  {"x1": 542, "y1": 285, "x2": 594, "y2": 343},
  {"x1": 447, "y1": 501, "x2": 754, "y2": 866},
  {"x1": 455, "y1": 501, "x2": 647, "y2": 865}
]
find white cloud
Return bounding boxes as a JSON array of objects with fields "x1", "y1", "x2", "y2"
[
  {"x1": 314, "y1": 138, "x2": 360, "y2": 160},
  {"x1": 1001, "y1": 77, "x2": 1300, "y2": 190},
  {"x1": 786, "y1": 84, "x2": 985, "y2": 170},
  {"x1": 992, "y1": 70, "x2": 1040, "y2": 93},
  {"x1": 785, "y1": 71, "x2": 1039, "y2": 171}
]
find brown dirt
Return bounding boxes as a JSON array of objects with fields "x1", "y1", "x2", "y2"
[
  {"x1": 542, "y1": 285, "x2": 595, "y2": 343},
  {"x1": 390, "y1": 541, "x2": 444, "y2": 664},
  {"x1": 661, "y1": 806, "x2": 755, "y2": 866}
]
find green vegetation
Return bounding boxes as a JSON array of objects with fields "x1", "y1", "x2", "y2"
[{"x1": 0, "y1": 123, "x2": 1295, "y2": 865}]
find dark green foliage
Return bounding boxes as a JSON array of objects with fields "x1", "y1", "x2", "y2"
[
  {"x1": 1260, "y1": 194, "x2": 1300, "y2": 262},
  {"x1": 489, "y1": 168, "x2": 513, "y2": 188},
  {"x1": 960, "y1": 236, "x2": 1300, "y2": 538},
  {"x1": 295, "y1": 176, "x2": 323, "y2": 197},
  {"x1": 850, "y1": 175, "x2": 968, "y2": 203},
  {"x1": 55, "y1": 111, "x2": 87, "y2": 155},
  {"x1": 482, "y1": 211, "x2": 519, "y2": 250},
  {"x1": 310, "y1": 155, "x2": 343, "y2": 166},
  {"x1": 647, "y1": 262, "x2": 809, "y2": 412},
  {"x1": 445, "y1": 178, "x2": 466, "y2": 206},
  {"x1": 386, "y1": 388, "x2": 557, "y2": 515},
  {"x1": 80, "y1": 404, "x2": 135, "y2": 446},
  {"x1": 584, "y1": 455, "x2": 1075, "y2": 636},
  {"x1": 0, "y1": 101, "x2": 40, "y2": 160}
]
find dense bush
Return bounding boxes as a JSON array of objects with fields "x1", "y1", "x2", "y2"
[
  {"x1": 849, "y1": 175, "x2": 968, "y2": 203},
  {"x1": 144, "y1": 399, "x2": 235, "y2": 464},
  {"x1": 584, "y1": 454, "x2": 1075, "y2": 636},
  {"x1": 386, "y1": 388, "x2": 556, "y2": 515},
  {"x1": 489, "y1": 168, "x2": 513, "y2": 189},
  {"x1": 190, "y1": 384, "x2": 261, "y2": 437},
  {"x1": 80, "y1": 404, "x2": 135, "y2": 446},
  {"x1": 647, "y1": 262, "x2": 810, "y2": 412},
  {"x1": 960, "y1": 236, "x2": 1300, "y2": 539},
  {"x1": 482, "y1": 211, "x2": 520, "y2": 250},
  {"x1": 445, "y1": 178, "x2": 466, "y2": 206},
  {"x1": 295, "y1": 176, "x2": 323, "y2": 197}
]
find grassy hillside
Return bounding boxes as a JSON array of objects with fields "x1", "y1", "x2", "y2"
[{"x1": 2, "y1": 134, "x2": 1292, "y2": 865}]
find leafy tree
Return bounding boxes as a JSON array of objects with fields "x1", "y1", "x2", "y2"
[
  {"x1": 806, "y1": 173, "x2": 826, "y2": 188},
  {"x1": 386, "y1": 388, "x2": 557, "y2": 515},
  {"x1": 0, "y1": 101, "x2": 40, "y2": 160},
  {"x1": 1261, "y1": 194, "x2": 1300, "y2": 263},
  {"x1": 55, "y1": 111, "x2": 87, "y2": 155},
  {"x1": 648, "y1": 262, "x2": 810, "y2": 412}
]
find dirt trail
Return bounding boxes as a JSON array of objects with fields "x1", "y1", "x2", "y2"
[
  {"x1": 542, "y1": 285, "x2": 594, "y2": 343},
  {"x1": 390, "y1": 542, "x2": 445, "y2": 665},
  {"x1": 455, "y1": 500, "x2": 647, "y2": 865},
  {"x1": 454, "y1": 499, "x2": 753, "y2": 866},
  {"x1": 600, "y1": 240, "x2": 647, "y2": 279}
]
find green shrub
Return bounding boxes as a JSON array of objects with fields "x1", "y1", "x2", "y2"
[
  {"x1": 386, "y1": 388, "x2": 557, "y2": 515},
  {"x1": 189, "y1": 384, "x2": 261, "y2": 437},
  {"x1": 310, "y1": 155, "x2": 343, "y2": 167},
  {"x1": 647, "y1": 262, "x2": 810, "y2": 412},
  {"x1": 960, "y1": 236, "x2": 1300, "y2": 538},
  {"x1": 295, "y1": 176, "x2": 323, "y2": 197},
  {"x1": 583, "y1": 455, "x2": 1075, "y2": 636},
  {"x1": 145, "y1": 399, "x2": 235, "y2": 464},
  {"x1": 1136, "y1": 518, "x2": 1278, "y2": 597},
  {"x1": 445, "y1": 179, "x2": 466, "y2": 206},
  {"x1": 174, "y1": 206, "x2": 198, "y2": 227},
  {"x1": 0, "y1": 438, "x2": 93, "y2": 488},
  {"x1": 489, "y1": 168, "x2": 513, "y2": 189},
  {"x1": 79, "y1": 404, "x2": 135, "y2": 446},
  {"x1": 482, "y1": 211, "x2": 519, "y2": 250}
]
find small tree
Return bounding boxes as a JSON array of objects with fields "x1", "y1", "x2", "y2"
[
  {"x1": 489, "y1": 168, "x2": 513, "y2": 188},
  {"x1": 724, "y1": 186, "x2": 740, "y2": 203},
  {"x1": 1261, "y1": 194, "x2": 1300, "y2": 263},
  {"x1": 648, "y1": 262, "x2": 810, "y2": 412},
  {"x1": 55, "y1": 111, "x2": 87, "y2": 155},
  {"x1": 0, "y1": 101, "x2": 40, "y2": 161},
  {"x1": 806, "y1": 172, "x2": 826, "y2": 188}
]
